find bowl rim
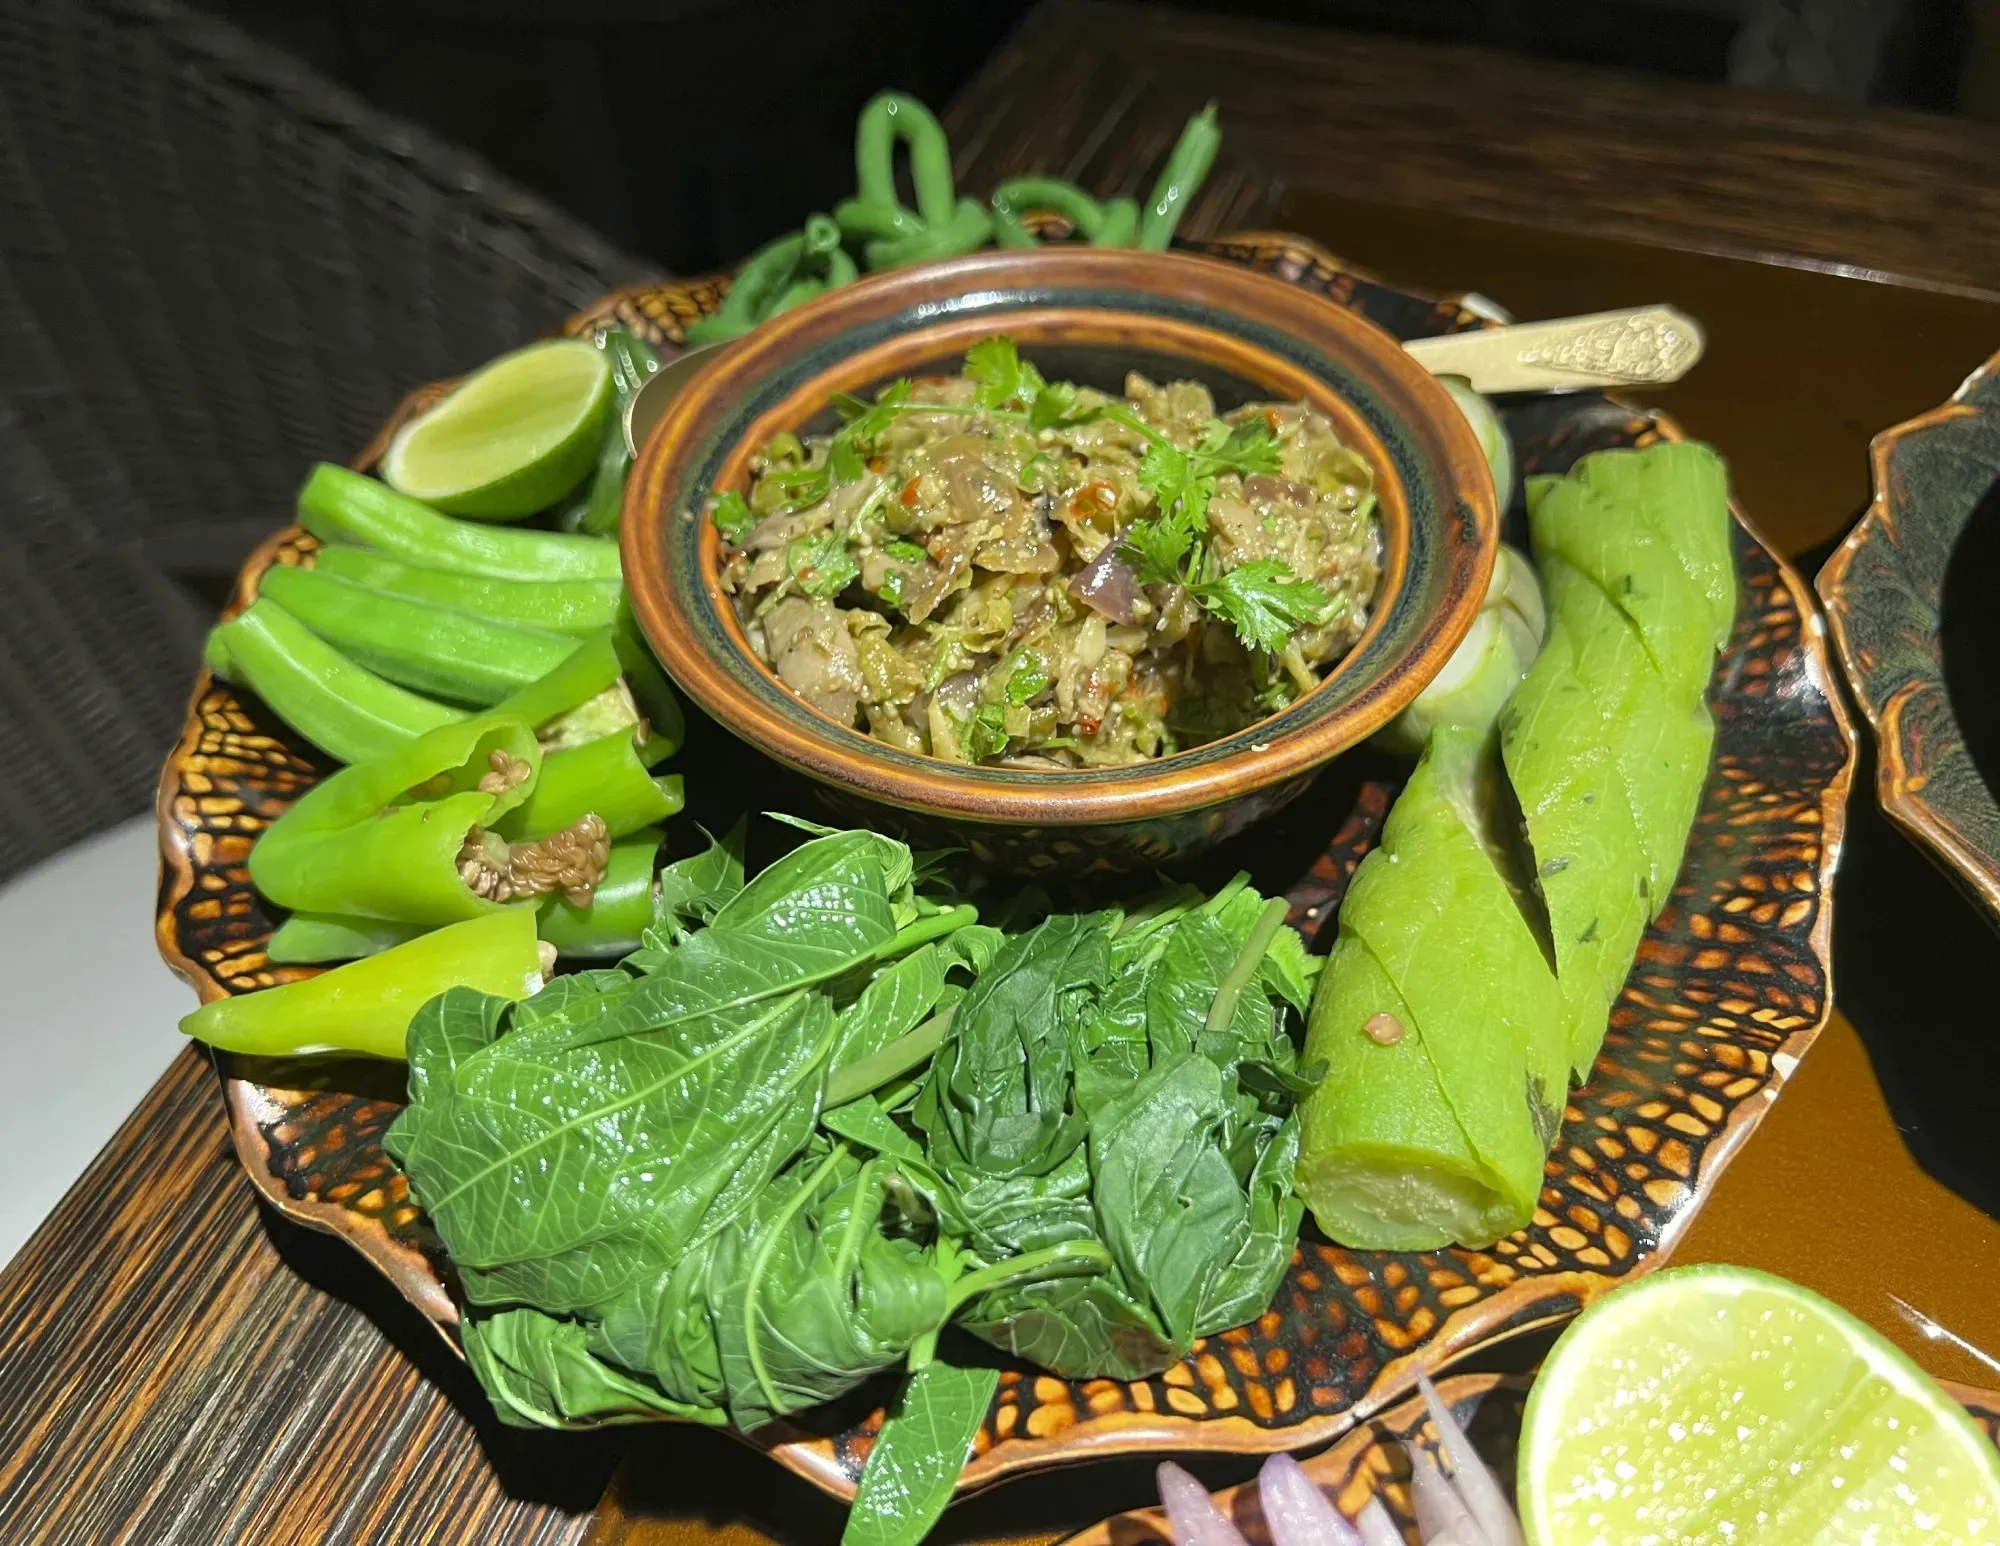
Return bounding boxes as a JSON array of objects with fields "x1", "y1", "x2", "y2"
[
  {"x1": 1818, "y1": 344, "x2": 2000, "y2": 925},
  {"x1": 621, "y1": 246, "x2": 1498, "y2": 827}
]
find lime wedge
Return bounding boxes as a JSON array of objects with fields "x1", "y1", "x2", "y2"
[
  {"x1": 1520, "y1": 1265, "x2": 2000, "y2": 1544},
  {"x1": 383, "y1": 339, "x2": 611, "y2": 521}
]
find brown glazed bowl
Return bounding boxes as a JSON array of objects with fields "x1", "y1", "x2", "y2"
[
  {"x1": 1820, "y1": 346, "x2": 2000, "y2": 929},
  {"x1": 621, "y1": 248, "x2": 1497, "y2": 870}
]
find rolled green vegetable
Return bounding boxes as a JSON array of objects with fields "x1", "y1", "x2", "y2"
[
  {"x1": 493, "y1": 630, "x2": 625, "y2": 733},
  {"x1": 250, "y1": 715, "x2": 543, "y2": 926},
  {"x1": 1570, "y1": 441, "x2": 1736, "y2": 651},
  {"x1": 537, "y1": 827, "x2": 662, "y2": 958},
  {"x1": 500, "y1": 728, "x2": 683, "y2": 842},
  {"x1": 205, "y1": 597, "x2": 465, "y2": 764},
  {"x1": 1297, "y1": 726, "x2": 1569, "y2": 1251},
  {"x1": 179, "y1": 909, "x2": 543, "y2": 1061},
  {"x1": 268, "y1": 912, "x2": 428, "y2": 965},
  {"x1": 310, "y1": 546, "x2": 624, "y2": 636},
  {"x1": 298, "y1": 463, "x2": 622, "y2": 582},
  {"x1": 258, "y1": 564, "x2": 578, "y2": 706}
]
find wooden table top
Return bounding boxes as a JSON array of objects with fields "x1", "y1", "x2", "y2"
[{"x1": 6, "y1": 4, "x2": 2000, "y2": 1541}]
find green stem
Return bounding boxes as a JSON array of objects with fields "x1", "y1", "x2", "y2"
[
  {"x1": 823, "y1": 1006, "x2": 955, "y2": 1111},
  {"x1": 744, "y1": 1143, "x2": 850, "y2": 1417},
  {"x1": 1205, "y1": 894, "x2": 1290, "y2": 1036},
  {"x1": 867, "y1": 904, "x2": 979, "y2": 966},
  {"x1": 943, "y1": 1240, "x2": 1115, "y2": 1317}
]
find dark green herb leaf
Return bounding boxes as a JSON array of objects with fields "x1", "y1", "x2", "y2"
[
  {"x1": 1029, "y1": 379, "x2": 1079, "y2": 430},
  {"x1": 709, "y1": 1148, "x2": 947, "y2": 1428},
  {"x1": 965, "y1": 335, "x2": 1024, "y2": 409},
  {"x1": 1003, "y1": 651, "x2": 1049, "y2": 706},
  {"x1": 963, "y1": 702, "x2": 1010, "y2": 762},
  {"x1": 885, "y1": 538, "x2": 929, "y2": 564},
  {"x1": 1191, "y1": 558, "x2": 1338, "y2": 654},
  {"x1": 788, "y1": 533, "x2": 862, "y2": 600},
  {"x1": 462, "y1": 1305, "x2": 723, "y2": 1428},
  {"x1": 712, "y1": 490, "x2": 756, "y2": 543},
  {"x1": 841, "y1": 1362, "x2": 1001, "y2": 1546}
]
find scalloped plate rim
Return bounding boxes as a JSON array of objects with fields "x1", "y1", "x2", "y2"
[{"x1": 153, "y1": 235, "x2": 1856, "y2": 1504}]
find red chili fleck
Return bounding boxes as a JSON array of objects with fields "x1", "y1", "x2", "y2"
[
  {"x1": 1078, "y1": 717, "x2": 1101, "y2": 735},
  {"x1": 900, "y1": 476, "x2": 922, "y2": 507}
]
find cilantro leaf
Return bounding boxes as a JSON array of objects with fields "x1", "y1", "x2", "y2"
[
  {"x1": 1191, "y1": 558, "x2": 1337, "y2": 654},
  {"x1": 711, "y1": 490, "x2": 755, "y2": 543},
  {"x1": 786, "y1": 532, "x2": 861, "y2": 600},
  {"x1": 828, "y1": 437, "x2": 867, "y2": 483},
  {"x1": 1119, "y1": 516, "x2": 1195, "y2": 588},
  {"x1": 765, "y1": 463, "x2": 832, "y2": 512},
  {"x1": 885, "y1": 539, "x2": 928, "y2": 564},
  {"x1": 843, "y1": 378, "x2": 912, "y2": 447},
  {"x1": 965, "y1": 336, "x2": 1024, "y2": 409},
  {"x1": 1029, "y1": 379, "x2": 1079, "y2": 429},
  {"x1": 1204, "y1": 416, "x2": 1283, "y2": 476}
]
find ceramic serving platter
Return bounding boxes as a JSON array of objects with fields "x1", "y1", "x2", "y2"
[
  {"x1": 1061, "y1": 1373, "x2": 2000, "y2": 1543},
  {"x1": 1820, "y1": 346, "x2": 2000, "y2": 930},
  {"x1": 156, "y1": 233, "x2": 1855, "y2": 1501}
]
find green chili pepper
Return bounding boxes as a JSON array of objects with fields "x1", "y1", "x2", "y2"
[
  {"x1": 267, "y1": 912, "x2": 428, "y2": 965},
  {"x1": 298, "y1": 463, "x2": 622, "y2": 582},
  {"x1": 854, "y1": 92, "x2": 958, "y2": 228},
  {"x1": 501, "y1": 728, "x2": 683, "y2": 842},
  {"x1": 491, "y1": 632, "x2": 623, "y2": 731},
  {"x1": 1138, "y1": 102, "x2": 1221, "y2": 250},
  {"x1": 613, "y1": 608, "x2": 687, "y2": 754},
  {"x1": 179, "y1": 909, "x2": 543, "y2": 1061},
  {"x1": 249, "y1": 715, "x2": 543, "y2": 926},
  {"x1": 258, "y1": 565, "x2": 578, "y2": 706},
  {"x1": 537, "y1": 826, "x2": 662, "y2": 958},
  {"x1": 309, "y1": 547, "x2": 623, "y2": 637},
  {"x1": 205, "y1": 598, "x2": 466, "y2": 764}
]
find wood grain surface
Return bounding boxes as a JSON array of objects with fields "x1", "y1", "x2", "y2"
[
  {"x1": 948, "y1": 0, "x2": 2000, "y2": 298},
  {"x1": 10, "y1": 3, "x2": 2000, "y2": 1541}
]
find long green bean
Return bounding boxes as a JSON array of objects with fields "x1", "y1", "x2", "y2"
[{"x1": 1138, "y1": 101, "x2": 1221, "y2": 250}]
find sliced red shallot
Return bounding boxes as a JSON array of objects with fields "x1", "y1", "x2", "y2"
[
  {"x1": 1257, "y1": 1454, "x2": 1364, "y2": 1546},
  {"x1": 1416, "y1": 1376, "x2": 1523, "y2": 1546},
  {"x1": 1067, "y1": 542, "x2": 1139, "y2": 623},
  {"x1": 1406, "y1": 1443, "x2": 1487, "y2": 1546},
  {"x1": 1352, "y1": 1497, "x2": 1404, "y2": 1546},
  {"x1": 1157, "y1": 1462, "x2": 1252, "y2": 1546}
]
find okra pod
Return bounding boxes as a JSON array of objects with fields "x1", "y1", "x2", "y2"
[
  {"x1": 179, "y1": 909, "x2": 543, "y2": 1061},
  {"x1": 298, "y1": 463, "x2": 621, "y2": 582},
  {"x1": 204, "y1": 597, "x2": 464, "y2": 765},
  {"x1": 259, "y1": 564, "x2": 576, "y2": 706},
  {"x1": 311, "y1": 546, "x2": 623, "y2": 636}
]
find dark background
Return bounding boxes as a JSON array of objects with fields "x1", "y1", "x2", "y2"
[{"x1": 190, "y1": 0, "x2": 1993, "y2": 276}]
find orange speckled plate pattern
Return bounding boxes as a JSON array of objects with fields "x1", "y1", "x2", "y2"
[{"x1": 155, "y1": 233, "x2": 1855, "y2": 1501}]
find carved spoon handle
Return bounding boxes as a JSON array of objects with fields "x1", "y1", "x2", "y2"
[{"x1": 1402, "y1": 305, "x2": 1706, "y2": 394}]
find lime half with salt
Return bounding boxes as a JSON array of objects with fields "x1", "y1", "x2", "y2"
[
  {"x1": 1520, "y1": 1264, "x2": 2000, "y2": 1544},
  {"x1": 383, "y1": 338, "x2": 611, "y2": 520}
]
